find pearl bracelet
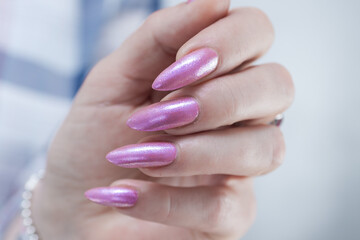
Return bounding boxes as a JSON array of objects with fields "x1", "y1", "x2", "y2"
[{"x1": 21, "y1": 170, "x2": 44, "y2": 240}]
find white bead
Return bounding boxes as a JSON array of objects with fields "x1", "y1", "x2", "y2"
[
  {"x1": 29, "y1": 235, "x2": 39, "y2": 240},
  {"x1": 21, "y1": 170, "x2": 44, "y2": 239},
  {"x1": 22, "y1": 191, "x2": 32, "y2": 199},
  {"x1": 29, "y1": 234, "x2": 39, "y2": 240},
  {"x1": 25, "y1": 175, "x2": 39, "y2": 190},
  {"x1": 21, "y1": 208, "x2": 31, "y2": 218},
  {"x1": 26, "y1": 226, "x2": 36, "y2": 234},
  {"x1": 23, "y1": 217, "x2": 33, "y2": 226},
  {"x1": 21, "y1": 199, "x2": 31, "y2": 209}
]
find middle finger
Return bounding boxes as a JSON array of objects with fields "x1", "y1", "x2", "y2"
[{"x1": 127, "y1": 63, "x2": 294, "y2": 134}]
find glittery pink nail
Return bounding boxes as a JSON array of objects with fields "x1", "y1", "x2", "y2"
[
  {"x1": 127, "y1": 97, "x2": 199, "y2": 131},
  {"x1": 152, "y1": 48, "x2": 218, "y2": 91},
  {"x1": 85, "y1": 187, "x2": 138, "y2": 208},
  {"x1": 106, "y1": 142, "x2": 177, "y2": 168}
]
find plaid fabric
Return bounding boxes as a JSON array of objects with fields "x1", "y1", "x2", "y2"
[{"x1": 0, "y1": 0, "x2": 159, "y2": 236}]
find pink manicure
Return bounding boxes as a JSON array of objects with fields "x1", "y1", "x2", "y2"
[
  {"x1": 152, "y1": 48, "x2": 218, "y2": 91},
  {"x1": 127, "y1": 97, "x2": 199, "y2": 131},
  {"x1": 85, "y1": 187, "x2": 138, "y2": 208},
  {"x1": 106, "y1": 142, "x2": 177, "y2": 168}
]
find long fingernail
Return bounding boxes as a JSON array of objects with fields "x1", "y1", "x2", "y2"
[
  {"x1": 127, "y1": 97, "x2": 199, "y2": 131},
  {"x1": 152, "y1": 48, "x2": 218, "y2": 91},
  {"x1": 106, "y1": 142, "x2": 177, "y2": 168},
  {"x1": 85, "y1": 187, "x2": 138, "y2": 208}
]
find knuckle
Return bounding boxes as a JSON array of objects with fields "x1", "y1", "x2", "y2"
[
  {"x1": 269, "y1": 126, "x2": 286, "y2": 170},
  {"x1": 248, "y1": 7, "x2": 274, "y2": 33},
  {"x1": 233, "y1": 181, "x2": 257, "y2": 235},
  {"x1": 195, "y1": 78, "x2": 246, "y2": 126},
  {"x1": 207, "y1": 189, "x2": 233, "y2": 230},
  {"x1": 209, "y1": 183, "x2": 257, "y2": 237},
  {"x1": 202, "y1": 0, "x2": 230, "y2": 17},
  {"x1": 219, "y1": 78, "x2": 247, "y2": 124},
  {"x1": 240, "y1": 190, "x2": 257, "y2": 232},
  {"x1": 144, "y1": 9, "x2": 162, "y2": 27},
  {"x1": 242, "y1": 7, "x2": 268, "y2": 18},
  {"x1": 234, "y1": 7, "x2": 275, "y2": 38},
  {"x1": 268, "y1": 63, "x2": 295, "y2": 106}
]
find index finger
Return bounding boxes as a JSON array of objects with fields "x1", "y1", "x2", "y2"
[
  {"x1": 152, "y1": 8, "x2": 274, "y2": 91},
  {"x1": 78, "y1": 0, "x2": 229, "y2": 105}
]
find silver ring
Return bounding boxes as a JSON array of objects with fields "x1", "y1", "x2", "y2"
[{"x1": 270, "y1": 113, "x2": 284, "y2": 126}]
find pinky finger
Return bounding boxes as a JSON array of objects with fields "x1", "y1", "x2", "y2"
[{"x1": 85, "y1": 178, "x2": 255, "y2": 235}]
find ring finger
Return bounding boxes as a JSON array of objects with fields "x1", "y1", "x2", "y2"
[{"x1": 106, "y1": 125, "x2": 284, "y2": 177}]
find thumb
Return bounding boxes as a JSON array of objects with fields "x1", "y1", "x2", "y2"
[{"x1": 76, "y1": 0, "x2": 229, "y2": 106}]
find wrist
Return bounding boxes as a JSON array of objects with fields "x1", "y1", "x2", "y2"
[{"x1": 32, "y1": 177, "x2": 80, "y2": 239}]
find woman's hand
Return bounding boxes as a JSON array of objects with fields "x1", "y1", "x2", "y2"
[{"x1": 32, "y1": 0, "x2": 294, "y2": 239}]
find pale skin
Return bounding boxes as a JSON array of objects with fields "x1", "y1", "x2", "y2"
[{"x1": 24, "y1": 0, "x2": 295, "y2": 239}]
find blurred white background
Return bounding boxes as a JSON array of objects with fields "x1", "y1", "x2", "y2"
[
  {"x1": 238, "y1": 0, "x2": 360, "y2": 239},
  {"x1": 1, "y1": 0, "x2": 359, "y2": 239}
]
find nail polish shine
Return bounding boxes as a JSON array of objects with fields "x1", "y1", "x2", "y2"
[
  {"x1": 127, "y1": 97, "x2": 199, "y2": 131},
  {"x1": 152, "y1": 48, "x2": 218, "y2": 91},
  {"x1": 106, "y1": 142, "x2": 177, "y2": 168},
  {"x1": 85, "y1": 187, "x2": 138, "y2": 208}
]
